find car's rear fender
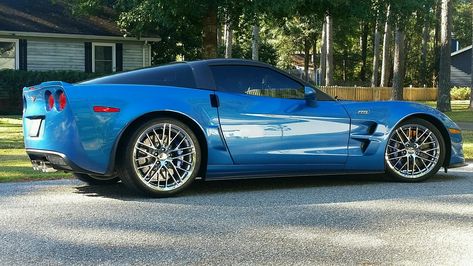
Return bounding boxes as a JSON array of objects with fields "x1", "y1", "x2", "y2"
[
  {"x1": 22, "y1": 82, "x2": 108, "y2": 173},
  {"x1": 60, "y1": 84, "x2": 232, "y2": 174}
]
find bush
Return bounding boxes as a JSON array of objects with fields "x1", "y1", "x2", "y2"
[
  {"x1": 0, "y1": 70, "x2": 100, "y2": 115},
  {"x1": 450, "y1": 87, "x2": 471, "y2": 100}
]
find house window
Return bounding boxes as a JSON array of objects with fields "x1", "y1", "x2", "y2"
[
  {"x1": 0, "y1": 39, "x2": 18, "y2": 70},
  {"x1": 92, "y1": 43, "x2": 115, "y2": 73}
]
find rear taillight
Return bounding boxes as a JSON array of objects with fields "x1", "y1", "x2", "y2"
[
  {"x1": 58, "y1": 91, "x2": 66, "y2": 111},
  {"x1": 45, "y1": 91, "x2": 54, "y2": 111}
]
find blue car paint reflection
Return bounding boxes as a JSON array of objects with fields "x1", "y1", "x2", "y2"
[{"x1": 22, "y1": 60, "x2": 465, "y2": 181}]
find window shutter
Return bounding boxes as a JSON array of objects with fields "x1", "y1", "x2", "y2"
[
  {"x1": 116, "y1": 43, "x2": 123, "y2": 72},
  {"x1": 85, "y1": 42, "x2": 92, "y2": 72},
  {"x1": 19, "y1": 39, "x2": 27, "y2": 70}
]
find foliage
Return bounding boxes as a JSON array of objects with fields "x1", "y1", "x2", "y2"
[
  {"x1": 452, "y1": 0, "x2": 472, "y2": 47},
  {"x1": 67, "y1": 0, "x2": 471, "y2": 91},
  {"x1": 0, "y1": 70, "x2": 99, "y2": 114},
  {"x1": 450, "y1": 87, "x2": 471, "y2": 100}
]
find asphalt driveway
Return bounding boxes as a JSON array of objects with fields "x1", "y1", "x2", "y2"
[{"x1": 0, "y1": 165, "x2": 472, "y2": 265}]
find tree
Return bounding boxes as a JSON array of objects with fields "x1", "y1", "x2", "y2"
[
  {"x1": 224, "y1": 19, "x2": 233, "y2": 58},
  {"x1": 372, "y1": 10, "x2": 382, "y2": 87},
  {"x1": 453, "y1": 0, "x2": 473, "y2": 46},
  {"x1": 437, "y1": 0, "x2": 452, "y2": 112},
  {"x1": 420, "y1": 4, "x2": 431, "y2": 86},
  {"x1": 320, "y1": 22, "x2": 327, "y2": 86},
  {"x1": 303, "y1": 38, "x2": 311, "y2": 81},
  {"x1": 359, "y1": 21, "x2": 369, "y2": 81},
  {"x1": 325, "y1": 14, "x2": 334, "y2": 86},
  {"x1": 380, "y1": 5, "x2": 392, "y2": 87},
  {"x1": 392, "y1": 25, "x2": 406, "y2": 100},
  {"x1": 252, "y1": 24, "x2": 260, "y2": 60}
]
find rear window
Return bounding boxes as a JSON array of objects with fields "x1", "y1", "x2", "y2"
[{"x1": 81, "y1": 63, "x2": 196, "y2": 88}]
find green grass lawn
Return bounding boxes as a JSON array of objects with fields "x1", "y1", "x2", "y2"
[
  {"x1": 0, "y1": 100, "x2": 472, "y2": 182},
  {"x1": 0, "y1": 116, "x2": 71, "y2": 182},
  {"x1": 422, "y1": 100, "x2": 473, "y2": 122}
]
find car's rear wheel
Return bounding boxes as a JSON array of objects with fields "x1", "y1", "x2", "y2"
[
  {"x1": 118, "y1": 118, "x2": 201, "y2": 197},
  {"x1": 385, "y1": 118, "x2": 445, "y2": 182},
  {"x1": 74, "y1": 173, "x2": 120, "y2": 185}
]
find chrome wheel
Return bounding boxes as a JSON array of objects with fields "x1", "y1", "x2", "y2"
[
  {"x1": 132, "y1": 123, "x2": 197, "y2": 191},
  {"x1": 385, "y1": 124, "x2": 441, "y2": 179}
]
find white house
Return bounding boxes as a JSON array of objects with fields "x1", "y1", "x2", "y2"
[{"x1": 0, "y1": 0, "x2": 160, "y2": 73}]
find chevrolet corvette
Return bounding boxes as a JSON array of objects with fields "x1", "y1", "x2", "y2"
[{"x1": 22, "y1": 59, "x2": 466, "y2": 196}]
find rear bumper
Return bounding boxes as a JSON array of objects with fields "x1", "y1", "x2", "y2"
[{"x1": 26, "y1": 149, "x2": 102, "y2": 175}]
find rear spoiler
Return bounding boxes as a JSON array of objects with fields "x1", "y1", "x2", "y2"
[{"x1": 23, "y1": 81, "x2": 72, "y2": 92}]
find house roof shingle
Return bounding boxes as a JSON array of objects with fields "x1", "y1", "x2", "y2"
[{"x1": 0, "y1": 0, "x2": 123, "y2": 37}]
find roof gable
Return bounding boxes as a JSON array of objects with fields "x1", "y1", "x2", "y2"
[
  {"x1": 0, "y1": 0, "x2": 122, "y2": 36},
  {"x1": 451, "y1": 45, "x2": 472, "y2": 57}
]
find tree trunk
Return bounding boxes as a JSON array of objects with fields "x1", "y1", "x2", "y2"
[
  {"x1": 420, "y1": 8, "x2": 430, "y2": 87},
  {"x1": 217, "y1": 23, "x2": 223, "y2": 48},
  {"x1": 325, "y1": 14, "x2": 334, "y2": 86},
  {"x1": 312, "y1": 41, "x2": 317, "y2": 82},
  {"x1": 304, "y1": 39, "x2": 310, "y2": 81},
  {"x1": 320, "y1": 22, "x2": 327, "y2": 86},
  {"x1": 224, "y1": 21, "x2": 233, "y2": 58},
  {"x1": 470, "y1": 0, "x2": 473, "y2": 110},
  {"x1": 202, "y1": 5, "x2": 217, "y2": 59},
  {"x1": 359, "y1": 21, "x2": 369, "y2": 81},
  {"x1": 252, "y1": 24, "x2": 260, "y2": 61},
  {"x1": 437, "y1": 0, "x2": 452, "y2": 112},
  {"x1": 392, "y1": 26, "x2": 406, "y2": 100},
  {"x1": 433, "y1": 0, "x2": 441, "y2": 87},
  {"x1": 380, "y1": 5, "x2": 392, "y2": 87},
  {"x1": 371, "y1": 15, "x2": 381, "y2": 87}
]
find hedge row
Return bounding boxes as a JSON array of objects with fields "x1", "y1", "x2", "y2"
[
  {"x1": 0, "y1": 70, "x2": 100, "y2": 115},
  {"x1": 450, "y1": 87, "x2": 471, "y2": 100}
]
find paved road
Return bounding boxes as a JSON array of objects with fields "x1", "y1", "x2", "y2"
[{"x1": 0, "y1": 166, "x2": 472, "y2": 265}]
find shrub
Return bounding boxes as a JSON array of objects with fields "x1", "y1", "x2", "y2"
[
  {"x1": 0, "y1": 70, "x2": 100, "y2": 115},
  {"x1": 450, "y1": 86, "x2": 471, "y2": 100}
]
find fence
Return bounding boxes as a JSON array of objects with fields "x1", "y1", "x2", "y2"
[{"x1": 319, "y1": 86, "x2": 438, "y2": 101}]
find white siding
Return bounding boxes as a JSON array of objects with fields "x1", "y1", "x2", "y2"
[
  {"x1": 123, "y1": 44, "x2": 144, "y2": 70},
  {"x1": 27, "y1": 41, "x2": 84, "y2": 71}
]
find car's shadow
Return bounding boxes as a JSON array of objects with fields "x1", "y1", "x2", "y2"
[{"x1": 73, "y1": 170, "x2": 471, "y2": 207}]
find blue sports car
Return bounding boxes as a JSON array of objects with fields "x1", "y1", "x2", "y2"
[{"x1": 22, "y1": 59, "x2": 466, "y2": 196}]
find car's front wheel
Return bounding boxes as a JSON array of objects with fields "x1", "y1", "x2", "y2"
[
  {"x1": 118, "y1": 118, "x2": 201, "y2": 197},
  {"x1": 385, "y1": 118, "x2": 446, "y2": 182}
]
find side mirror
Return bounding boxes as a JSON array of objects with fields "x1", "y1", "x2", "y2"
[{"x1": 304, "y1": 86, "x2": 317, "y2": 107}]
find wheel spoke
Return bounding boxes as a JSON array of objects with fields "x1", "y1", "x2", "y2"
[
  {"x1": 171, "y1": 151, "x2": 195, "y2": 159},
  {"x1": 168, "y1": 146, "x2": 193, "y2": 153},
  {"x1": 389, "y1": 154, "x2": 406, "y2": 160},
  {"x1": 133, "y1": 122, "x2": 197, "y2": 191},
  {"x1": 137, "y1": 141, "x2": 156, "y2": 151},
  {"x1": 386, "y1": 124, "x2": 440, "y2": 179},
  {"x1": 170, "y1": 162, "x2": 183, "y2": 181},
  {"x1": 400, "y1": 128, "x2": 410, "y2": 142},
  {"x1": 419, "y1": 150, "x2": 437, "y2": 159},
  {"x1": 136, "y1": 147, "x2": 155, "y2": 157},
  {"x1": 145, "y1": 133, "x2": 156, "y2": 148},
  {"x1": 167, "y1": 131, "x2": 180, "y2": 149},
  {"x1": 419, "y1": 132, "x2": 432, "y2": 146}
]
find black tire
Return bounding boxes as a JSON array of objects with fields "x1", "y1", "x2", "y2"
[
  {"x1": 74, "y1": 173, "x2": 120, "y2": 185},
  {"x1": 385, "y1": 118, "x2": 446, "y2": 182},
  {"x1": 118, "y1": 117, "x2": 201, "y2": 197}
]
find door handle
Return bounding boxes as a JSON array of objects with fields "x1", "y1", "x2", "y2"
[{"x1": 210, "y1": 94, "x2": 220, "y2": 108}]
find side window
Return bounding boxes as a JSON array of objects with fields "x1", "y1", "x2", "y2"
[
  {"x1": 210, "y1": 65, "x2": 305, "y2": 99},
  {"x1": 81, "y1": 63, "x2": 196, "y2": 88}
]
